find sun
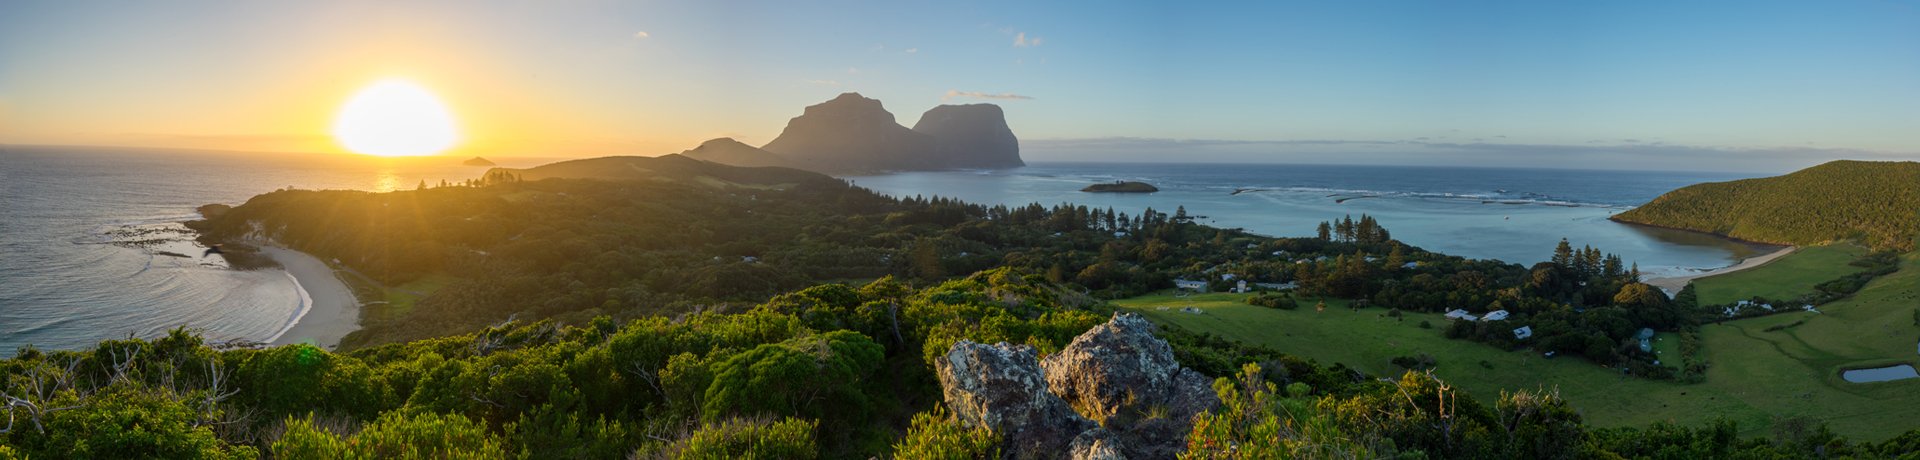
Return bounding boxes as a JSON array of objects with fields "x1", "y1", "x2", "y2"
[{"x1": 332, "y1": 79, "x2": 459, "y2": 157}]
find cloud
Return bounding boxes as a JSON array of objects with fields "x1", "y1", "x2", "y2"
[
  {"x1": 905, "y1": 48, "x2": 918, "y2": 54},
  {"x1": 1013, "y1": 32, "x2": 1043, "y2": 47},
  {"x1": 942, "y1": 90, "x2": 1034, "y2": 101},
  {"x1": 633, "y1": 31, "x2": 650, "y2": 39},
  {"x1": 846, "y1": 67, "x2": 860, "y2": 74}
]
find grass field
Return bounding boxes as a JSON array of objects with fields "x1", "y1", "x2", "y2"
[
  {"x1": 1691, "y1": 244, "x2": 1869, "y2": 305},
  {"x1": 1116, "y1": 251, "x2": 1920, "y2": 440}
]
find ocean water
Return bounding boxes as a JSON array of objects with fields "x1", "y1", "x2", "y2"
[
  {"x1": 849, "y1": 162, "x2": 1770, "y2": 274},
  {"x1": 0, "y1": 146, "x2": 533, "y2": 352}
]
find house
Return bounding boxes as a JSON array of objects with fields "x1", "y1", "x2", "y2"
[
  {"x1": 741, "y1": 256, "x2": 759, "y2": 263},
  {"x1": 1114, "y1": 231, "x2": 1129, "y2": 237},
  {"x1": 1174, "y1": 279, "x2": 1207, "y2": 291},
  {"x1": 1181, "y1": 307, "x2": 1204, "y2": 314},
  {"x1": 1481, "y1": 310, "x2": 1511, "y2": 321},
  {"x1": 1255, "y1": 282, "x2": 1299, "y2": 290},
  {"x1": 1444, "y1": 309, "x2": 1479, "y2": 321},
  {"x1": 1512, "y1": 326, "x2": 1534, "y2": 340},
  {"x1": 1272, "y1": 250, "x2": 1289, "y2": 257},
  {"x1": 1402, "y1": 262, "x2": 1419, "y2": 269},
  {"x1": 1234, "y1": 280, "x2": 1249, "y2": 293},
  {"x1": 1221, "y1": 273, "x2": 1237, "y2": 281}
]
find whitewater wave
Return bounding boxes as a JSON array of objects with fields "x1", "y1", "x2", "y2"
[
  {"x1": 263, "y1": 270, "x2": 313, "y2": 344},
  {"x1": 1228, "y1": 185, "x2": 1622, "y2": 208}
]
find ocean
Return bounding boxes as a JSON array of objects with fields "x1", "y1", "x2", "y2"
[
  {"x1": 1, "y1": 148, "x2": 1766, "y2": 353},
  {"x1": 0, "y1": 146, "x2": 539, "y2": 352},
  {"x1": 848, "y1": 162, "x2": 1768, "y2": 274}
]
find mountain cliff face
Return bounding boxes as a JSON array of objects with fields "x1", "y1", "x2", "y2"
[
  {"x1": 913, "y1": 103, "x2": 1024, "y2": 169},
  {"x1": 680, "y1": 137, "x2": 789, "y2": 168},
  {"x1": 760, "y1": 92, "x2": 940, "y2": 173}
]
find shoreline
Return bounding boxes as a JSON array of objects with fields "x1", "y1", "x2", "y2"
[
  {"x1": 1643, "y1": 246, "x2": 1797, "y2": 295},
  {"x1": 260, "y1": 246, "x2": 360, "y2": 349}
]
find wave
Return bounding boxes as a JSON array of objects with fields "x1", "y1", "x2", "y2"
[
  {"x1": 262, "y1": 270, "x2": 313, "y2": 344},
  {"x1": 1228, "y1": 186, "x2": 1622, "y2": 208}
]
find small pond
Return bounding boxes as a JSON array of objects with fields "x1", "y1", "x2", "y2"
[{"x1": 1842, "y1": 364, "x2": 1920, "y2": 383}]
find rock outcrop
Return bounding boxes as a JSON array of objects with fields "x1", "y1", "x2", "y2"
[
  {"x1": 936, "y1": 313, "x2": 1219, "y2": 459},
  {"x1": 937, "y1": 341, "x2": 1096, "y2": 456},
  {"x1": 913, "y1": 104, "x2": 1024, "y2": 169},
  {"x1": 761, "y1": 92, "x2": 940, "y2": 173},
  {"x1": 680, "y1": 138, "x2": 789, "y2": 168}
]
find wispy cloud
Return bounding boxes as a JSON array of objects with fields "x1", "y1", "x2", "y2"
[
  {"x1": 943, "y1": 90, "x2": 1034, "y2": 101},
  {"x1": 1013, "y1": 32, "x2": 1043, "y2": 47},
  {"x1": 846, "y1": 67, "x2": 860, "y2": 74},
  {"x1": 905, "y1": 47, "x2": 918, "y2": 54},
  {"x1": 632, "y1": 31, "x2": 650, "y2": 39}
]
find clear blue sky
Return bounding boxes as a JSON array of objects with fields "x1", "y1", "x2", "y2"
[{"x1": 3, "y1": 0, "x2": 1917, "y2": 171}]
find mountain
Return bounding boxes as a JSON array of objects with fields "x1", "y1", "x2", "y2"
[
  {"x1": 1611, "y1": 160, "x2": 1920, "y2": 250},
  {"x1": 679, "y1": 137, "x2": 790, "y2": 168},
  {"x1": 912, "y1": 103, "x2": 1024, "y2": 169},
  {"x1": 462, "y1": 156, "x2": 496, "y2": 166},
  {"x1": 483, "y1": 153, "x2": 836, "y2": 189},
  {"x1": 760, "y1": 92, "x2": 940, "y2": 173}
]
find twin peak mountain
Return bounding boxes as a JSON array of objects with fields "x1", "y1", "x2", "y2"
[{"x1": 682, "y1": 92, "x2": 1024, "y2": 173}]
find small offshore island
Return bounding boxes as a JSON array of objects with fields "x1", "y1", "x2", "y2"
[
  {"x1": 1081, "y1": 180, "x2": 1159, "y2": 193},
  {"x1": 462, "y1": 156, "x2": 496, "y2": 166}
]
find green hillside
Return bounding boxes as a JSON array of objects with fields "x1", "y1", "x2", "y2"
[{"x1": 1611, "y1": 160, "x2": 1920, "y2": 250}]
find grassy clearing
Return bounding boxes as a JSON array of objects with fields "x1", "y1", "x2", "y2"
[
  {"x1": 1692, "y1": 244, "x2": 1868, "y2": 305},
  {"x1": 1117, "y1": 253, "x2": 1920, "y2": 440}
]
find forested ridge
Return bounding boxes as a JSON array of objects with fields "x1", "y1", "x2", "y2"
[
  {"x1": 7, "y1": 158, "x2": 1920, "y2": 457},
  {"x1": 1611, "y1": 160, "x2": 1920, "y2": 250}
]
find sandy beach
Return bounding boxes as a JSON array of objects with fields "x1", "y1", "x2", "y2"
[
  {"x1": 262, "y1": 246, "x2": 360, "y2": 349},
  {"x1": 1644, "y1": 246, "x2": 1796, "y2": 295}
]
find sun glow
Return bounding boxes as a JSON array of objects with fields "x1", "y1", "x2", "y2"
[{"x1": 332, "y1": 79, "x2": 458, "y2": 157}]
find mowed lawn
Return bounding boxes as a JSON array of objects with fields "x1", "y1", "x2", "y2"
[
  {"x1": 1692, "y1": 244, "x2": 1869, "y2": 305},
  {"x1": 1117, "y1": 252, "x2": 1920, "y2": 441}
]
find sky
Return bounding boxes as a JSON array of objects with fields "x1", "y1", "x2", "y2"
[{"x1": 2, "y1": 0, "x2": 1918, "y2": 172}]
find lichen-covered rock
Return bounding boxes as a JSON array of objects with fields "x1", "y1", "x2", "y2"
[
  {"x1": 1068, "y1": 428, "x2": 1125, "y2": 460},
  {"x1": 1042, "y1": 313, "x2": 1220, "y2": 458},
  {"x1": 937, "y1": 314, "x2": 1219, "y2": 459},
  {"x1": 1042, "y1": 313, "x2": 1219, "y2": 425},
  {"x1": 937, "y1": 340, "x2": 1095, "y2": 457}
]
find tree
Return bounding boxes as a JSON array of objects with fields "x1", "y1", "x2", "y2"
[
  {"x1": 1551, "y1": 239, "x2": 1574, "y2": 267},
  {"x1": 1317, "y1": 221, "x2": 1332, "y2": 241}
]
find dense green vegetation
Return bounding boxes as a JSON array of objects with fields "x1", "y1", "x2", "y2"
[
  {"x1": 1612, "y1": 160, "x2": 1920, "y2": 251},
  {"x1": 7, "y1": 270, "x2": 1919, "y2": 458}
]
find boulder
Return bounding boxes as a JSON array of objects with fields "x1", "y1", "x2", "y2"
[
  {"x1": 1041, "y1": 313, "x2": 1219, "y2": 458},
  {"x1": 937, "y1": 340, "x2": 1095, "y2": 456},
  {"x1": 937, "y1": 313, "x2": 1221, "y2": 459}
]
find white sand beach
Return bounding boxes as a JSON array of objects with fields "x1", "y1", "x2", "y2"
[
  {"x1": 1644, "y1": 246, "x2": 1796, "y2": 295},
  {"x1": 262, "y1": 246, "x2": 360, "y2": 349}
]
